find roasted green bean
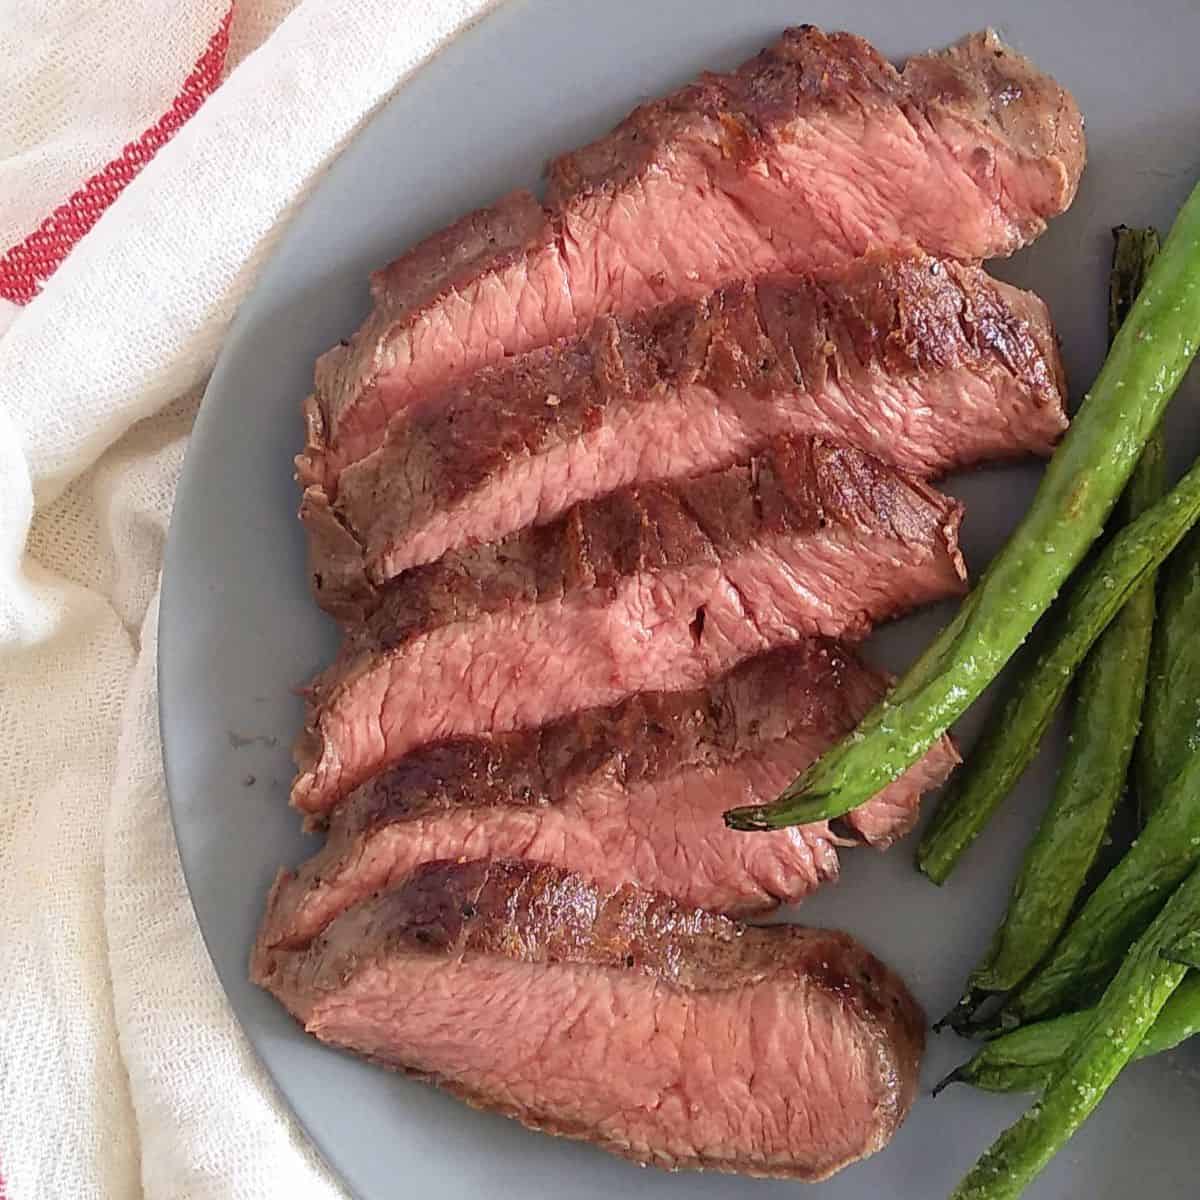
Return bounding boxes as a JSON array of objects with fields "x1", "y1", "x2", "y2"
[
  {"x1": 950, "y1": 864, "x2": 1200, "y2": 1199},
  {"x1": 918, "y1": 451, "x2": 1200, "y2": 887},
  {"x1": 1165, "y1": 929, "x2": 1200, "y2": 969},
  {"x1": 1136, "y1": 525, "x2": 1200, "y2": 822},
  {"x1": 938, "y1": 229, "x2": 1162, "y2": 1029},
  {"x1": 936, "y1": 973, "x2": 1200, "y2": 1095},
  {"x1": 990, "y1": 748, "x2": 1200, "y2": 1031}
]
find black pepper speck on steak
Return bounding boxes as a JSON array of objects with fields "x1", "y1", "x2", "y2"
[
  {"x1": 292, "y1": 436, "x2": 965, "y2": 818},
  {"x1": 252, "y1": 859, "x2": 926, "y2": 1180}
]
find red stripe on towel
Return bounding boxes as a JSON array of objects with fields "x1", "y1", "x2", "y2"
[{"x1": 0, "y1": 6, "x2": 233, "y2": 305}]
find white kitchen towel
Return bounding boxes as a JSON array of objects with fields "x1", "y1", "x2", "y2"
[{"x1": 0, "y1": 2, "x2": 497, "y2": 1196}]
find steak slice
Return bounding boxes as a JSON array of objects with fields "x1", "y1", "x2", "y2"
[
  {"x1": 263, "y1": 643, "x2": 958, "y2": 950},
  {"x1": 252, "y1": 859, "x2": 926, "y2": 1179},
  {"x1": 311, "y1": 255, "x2": 1065, "y2": 614},
  {"x1": 292, "y1": 437, "x2": 965, "y2": 817},
  {"x1": 301, "y1": 28, "x2": 1082, "y2": 500}
]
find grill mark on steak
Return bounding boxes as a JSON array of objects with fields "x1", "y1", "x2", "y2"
[
  {"x1": 252, "y1": 859, "x2": 926, "y2": 1180},
  {"x1": 262, "y1": 643, "x2": 959, "y2": 950},
  {"x1": 308, "y1": 255, "x2": 1064, "y2": 617},
  {"x1": 297, "y1": 27, "x2": 1083, "y2": 517},
  {"x1": 292, "y1": 437, "x2": 965, "y2": 817}
]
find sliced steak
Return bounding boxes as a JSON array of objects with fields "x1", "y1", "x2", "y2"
[
  {"x1": 252, "y1": 859, "x2": 926, "y2": 1179},
  {"x1": 292, "y1": 437, "x2": 965, "y2": 817},
  {"x1": 264, "y1": 643, "x2": 958, "y2": 949},
  {"x1": 299, "y1": 27, "x2": 1083, "y2": 503},
  {"x1": 311, "y1": 255, "x2": 1065, "y2": 614}
]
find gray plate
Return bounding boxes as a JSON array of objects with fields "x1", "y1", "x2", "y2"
[{"x1": 159, "y1": 2, "x2": 1200, "y2": 1196}]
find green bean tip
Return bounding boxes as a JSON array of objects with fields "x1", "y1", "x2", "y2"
[
  {"x1": 722, "y1": 804, "x2": 774, "y2": 831},
  {"x1": 931, "y1": 1066, "x2": 968, "y2": 1098}
]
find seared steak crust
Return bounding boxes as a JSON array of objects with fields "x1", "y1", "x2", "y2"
[
  {"x1": 253, "y1": 859, "x2": 926, "y2": 1180},
  {"x1": 293, "y1": 437, "x2": 965, "y2": 817},
  {"x1": 261, "y1": 643, "x2": 958, "y2": 947},
  {"x1": 549, "y1": 27, "x2": 1084, "y2": 231},
  {"x1": 312, "y1": 255, "x2": 1065, "y2": 616},
  {"x1": 338, "y1": 435, "x2": 965, "y2": 647},
  {"x1": 298, "y1": 27, "x2": 1083, "y2": 522}
]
